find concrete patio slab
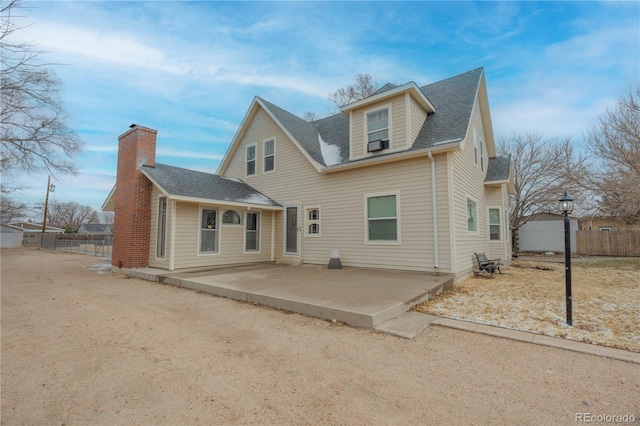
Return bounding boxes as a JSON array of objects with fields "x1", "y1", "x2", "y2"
[{"x1": 116, "y1": 263, "x2": 454, "y2": 329}]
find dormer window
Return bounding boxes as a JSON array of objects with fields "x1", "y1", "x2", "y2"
[{"x1": 367, "y1": 108, "x2": 389, "y2": 152}]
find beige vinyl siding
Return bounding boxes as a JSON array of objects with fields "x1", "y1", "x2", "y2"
[
  {"x1": 224, "y1": 105, "x2": 452, "y2": 272},
  {"x1": 451, "y1": 97, "x2": 490, "y2": 274},
  {"x1": 349, "y1": 94, "x2": 408, "y2": 161},
  {"x1": 486, "y1": 186, "x2": 506, "y2": 261},
  {"x1": 149, "y1": 186, "x2": 171, "y2": 269},
  {"x1": 409, "y1": 95, "x2": 427, "y2": 144},
  {"x1": 171, "y1": 202, "x2": 273, "y2": 269}
]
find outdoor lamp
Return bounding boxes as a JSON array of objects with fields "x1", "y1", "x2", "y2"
[
  {"x1": 559, "y1": 191, "x2": 573, "y2": 326},
  {"x1": 559, "y1": 191, "x2": 573, "y2": 215}
]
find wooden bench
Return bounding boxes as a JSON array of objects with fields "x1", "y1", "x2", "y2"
[{"x1": 474, "y1": 252, "x2": 502, "y2": 275}]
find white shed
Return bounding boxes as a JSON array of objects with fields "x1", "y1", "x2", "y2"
[
  {"x1": 517, "y1": 213, "x2": 578, "y2": 253},
  {"x1": 1, "y1": 224, "x2": 25, "y2": 248}
]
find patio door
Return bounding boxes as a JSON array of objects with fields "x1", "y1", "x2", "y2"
[{"x1": 285, "y1": 204, "x2": 299, "y2": 255}]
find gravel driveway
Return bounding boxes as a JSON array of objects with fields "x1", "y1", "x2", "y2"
[{"x1": 2, "y1": 248, "x2": 638, "y2": 424}]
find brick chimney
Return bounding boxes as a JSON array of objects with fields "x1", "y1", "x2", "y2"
[{"x1": 112, "y1": 124, "x2": 157, "y2": 269}]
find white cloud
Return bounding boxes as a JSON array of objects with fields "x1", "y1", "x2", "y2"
[
  {"x1": 20, "y1": 22, "x2": 190, "y2": 75},
  {"x1": 156, "y1": 148, "x2": 223, "y2": 161}
]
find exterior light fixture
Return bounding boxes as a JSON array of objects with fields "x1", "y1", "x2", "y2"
[{"x1": 559, "y1": 191, "x2": 574, "y2": 326}]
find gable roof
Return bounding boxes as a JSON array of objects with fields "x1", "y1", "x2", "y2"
[
  {"x1": 141, "y1": 163, "x2": 281, "y2": 209},
  {"x1": 412, "y1": 68, "x2": 483, "y2": 150},
  {"x1": 219, "y1": 67, "x2": 489, "y2": 174},
  {"x1": 484, "y1": 154, "x2": 515, "y2": 194}
]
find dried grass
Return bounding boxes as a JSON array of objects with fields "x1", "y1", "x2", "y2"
[{"x1": 414, "y1": 257, "x2": 640, "y2": 352}]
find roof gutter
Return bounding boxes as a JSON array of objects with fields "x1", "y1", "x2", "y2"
[
  {"x1": 428, "y1": 151, "x2": 439, "y2": 269},
  {"x1": 322, "y1": 142, "x2": 461, "y2": 174}
]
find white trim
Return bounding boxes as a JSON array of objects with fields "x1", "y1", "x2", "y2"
[
  {"x1": 487, "y1": 206, "x2": 502, "y2": 242},
  {"x1": 244, "y1": 211, "x2": 261, "y2": 253},
  {"x1": 245, "y1": 144, "x2": 256, "y2": 177},
  {"x1": 364, "y1": 191, "x2": 401, "y2": 245},
  {"x1": 283, "y1": 203, "x2": 301, "y2": 256},
  {"x1": 221, "y1": 209, "x2": 243, "y2": 226},
  {"x1": 197, "y1": 206, "x2": 220, "y2": 256},
  {"x1": 263, "y1": 138, "x2": 276, "y2": 174},
  {"x1": 340, "y1": 82, "x2": 435, "y2": 113},
  {"x1": 305, "y1": 206, "x2": 321, "y2": 237},
  {"x1": 270, "y1": 213, "x2": 275, "y2": 262},
  {"x1": 427, "y1": 152, "x2": 438, "y2": 269},
  {"x1": 405, "y1": 93, "x2": 411, "y2": 149},
  {"x1": 159, "y1": 194, "x2": 282, "y2": 211},
  {"x1": 169, "y1": 199, "x2": 176, "y2": 271},
  {"x1": 466, "y1": 195, "x2": 479, "y2": 234},
  {"x1": 155, "y1": 195, "x2": 167, "y2": 260},
  {"x1": 447, "y1": 153, "x2": 457, "y2": 273},
  {"x1": 348, "y1": 111, "x2": 354, "y2": 161},
  {"x1": 363, "y1": 103, "x2": 392, "y2": 156}
]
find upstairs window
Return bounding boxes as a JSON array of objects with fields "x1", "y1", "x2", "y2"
[
  {"x1": 480, "y1": 139, "x2": 484, "y2": 172},
  {"x1": 246, "y1": 145, "x2": 256, "y2": 176},
  {"x1": 264, "y1": 139, "x2": 275, "y2": 172},
  {"x1": 367, "y1": 108, "x2": 389, "y2": 143},
  {"x1": 473, "y1": 128, "x2": 478, "y2": 165}
]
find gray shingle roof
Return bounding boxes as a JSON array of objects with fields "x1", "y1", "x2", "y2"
[
  {"x1": 485, "y1": 155, "x2": 511, "y2": 182},
  {"x1": 412, "y1": 67, "x2": 483, "y2": 150},
  {"x1": 257, "y1": 98, "x2": 326, "y2": 166},
  {"x1": 141, "y1": 163, "x2": 280, "y2": 207},
  {"x1": 256, "y1": 68, "x2": 484, "y2": 167}
]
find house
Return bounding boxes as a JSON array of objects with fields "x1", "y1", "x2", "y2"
[
  {"x1": 10, "y1": 222, "x2": 65, "y2": 246},
  {"x1": 1, "y1": 224, "x2": 25, "y2": 248},
  {"x1": 578, "y1": 216, "x2": 640, "y2": 232},
  {"x1": 517, "y1": 213, "x2": 578, "y2": 253},
  {"x1": 104, "y1": 67, "x2": 514, "y2": 280},
  {"x1": 76, "y1": 223, "x2": 114, "y2": 236}
]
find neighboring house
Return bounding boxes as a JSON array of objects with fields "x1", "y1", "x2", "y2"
[
  {"x1": 1, "y1": 224, "x2": 25, "y2": 248},
  {"x1": 104, "y1": 67, "x2": 515, "y2": 280},
  {"x1": 76, "y1": 223, "x2": 114, "y2": 235},
  {"x1": 578, "y1": 216, "x2": 640, "y2": 232},
  {"x1": 10, "y1": 222, "x2": 65, "y2": 246},
  {"x1": 517, "y1": 213, "x2": 578, "y2": 253}
]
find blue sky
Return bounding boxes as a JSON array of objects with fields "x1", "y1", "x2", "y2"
[{"x1": 8, "y1": 1, "x2": 639, "y2": 215}]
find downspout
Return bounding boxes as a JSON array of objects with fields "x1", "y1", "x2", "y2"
[
  {"x1": 428, "y1": 151, "x2": 439, "y2": 269},
  {"x1": 271, "y1": 212, "x2": 275, "y2": 262}
]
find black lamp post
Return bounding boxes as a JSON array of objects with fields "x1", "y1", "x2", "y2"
[{"x1": 559, "y1": 191, "x2": 574, "y2": 326}]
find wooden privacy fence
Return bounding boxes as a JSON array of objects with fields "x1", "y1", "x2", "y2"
[{"x1": 576, "y1": 230, "x2": 640, "y2": 257}]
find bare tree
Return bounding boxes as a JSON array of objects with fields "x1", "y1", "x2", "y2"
[
  {"x1": 302, "y1": 111, "x2": 319, "y2": 122},
  {"x1": 328, "y1": 73, "x2": 378, "y2": 108},
  {"x1": 1, "y1": 0, "x2": 83, "y2": 178},
  {"x1": 497, "y1": 132, "x2": 590, "y2": 254},
  {"x1": 45, "y1": 200, "x2": 94, "y2": 232},
  {"x1": 0, "y1": 186, "x2": 29, "y2": 222},
  {"x1": 99, "y1": 211, "x2": 114, "y2": 225},
  {"x1": 585, "y1": 85, "x2": 640, "y2": 223}
]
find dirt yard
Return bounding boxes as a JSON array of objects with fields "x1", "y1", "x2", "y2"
[
  {"x1": 2, "y1": 249, "x2": 639, "y2": 425},
  {"x1": 415, "y1": 256, "x2": 640, "y2": 352}
]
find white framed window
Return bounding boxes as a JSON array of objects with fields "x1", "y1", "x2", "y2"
[
  {"x1": 246, "y1": 144, "x2": 256, "y2": 176},
  {"x1": 489, "y1": 208, "x2": 501, "y2": 240},
  {"x1": 467, "y1": 197, "x2": 478, "y2": 233},
  {"x1": 156, "y1": 196, "x2": 167, "y2": 258},
  {"x1": 473, "y1": 127, "x2": 478, "y2": 165},
  {"x1": 367, "y1": 108, "x2": 389, "y2": 143},
  {"x1": 263, "y1": 139, "x2": 275, "y2": 172},
  {"x1": 306, "y1": 207, "x2": 320, "y2": 237},
  {"x1": 245, "y1": 212, "x2": 260, "y2": 251},
  {"x1": 222, "y1": 210, "x2": 241, "y2": 225},
  {"x1": 199, "y1": 208, "x2": 219, "y2": 254},
  {"x1": 480, "y1": 139, "x2": 484, "y2": 172},
  {"x1": 365, "y1": 193, "x2": 400, "y2": 243}
]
